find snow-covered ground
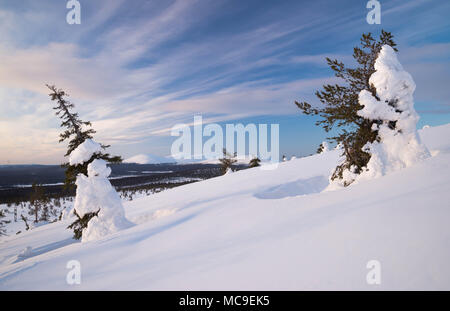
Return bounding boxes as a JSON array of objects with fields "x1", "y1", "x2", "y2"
[
  {"x1": 0, "y1": 199, "x2": 73, "y2": 236},
  {"x1": 0, "y1": 124, "x2": 449, "y2": 290}
]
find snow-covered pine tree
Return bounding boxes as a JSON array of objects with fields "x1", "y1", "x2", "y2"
[
  {"x1": 0, "y1": 208, "x2": 8, "y2": 236},
  {"x1": 39, "y1": 202, "x2": 51, "y2": 222},
  {"x1": 295, "y1": 30, "x2": 397, "y2": 185},
  {"x1": 47, "y1": 84, "x2": 122, "y2": 189},
  {"x1": 219, "y1": 148, "x2": 237, "y2": 174},
  {"x1": 13, "y1": 203, "x2": 18, "y2": 222},
  {"x1": 47, "y1": 84, "x2": 123, "y2": 239},
  {"x1": 249, "y1": 156, "x2": 261, "y2": 168},
  {"x1": 20, "y1": 214, "x2": 29, "y2": 231},
  {"x1": 347, "y1": 45, "x2": 429, "y2": 183},
  {"x1": 68, "y1": 155, "x2": 132, "y2": 242},
  {"x1": 29, "y1": 183, "x2": 46, "y2": 223}
]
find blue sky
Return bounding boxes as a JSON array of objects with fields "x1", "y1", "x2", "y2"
[{"x1": 0, "y1": 0, "x2": 449, "y2": 164}]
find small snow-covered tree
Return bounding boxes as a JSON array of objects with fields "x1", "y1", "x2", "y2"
[
  {"x1": 295, "y1": 30, "x2": 397, "y2": 185},
  {"x1": 0, "y1": 208, "x2": 8, "y2": 236},
  {"x1": 13, "y1": 202, "x2": 18, "y2": 222},
  {"x1": 47, "y1": 85, "x2": 122, "y2": 188},
  {"x1": 29, "y1": 183, "x2": 46, "y2": 223},
  {"x1": 68, "y1": 149, "x2": 132, "y2": 241},
  {"x1": 248, "y1": 156, "x2": 261, "y2": 168},
  {"x1": 347, "y1": 45, "x2": 430, "y2": 183},
  {"x1": 39, "y1": 202, "x2": 52, "y2": 222},
  {"x1": 219, "y1": 149, "x2": 237, "y2": 174},
  {"x1": 20, "y1": 214, "x2": 30, "y2": 231},
  {"x1": 47, "y1": 85, "x2": 128, "y2": 240},
  {"x1": 317, "y1": 141, "x2": 330, "y2": 154}
]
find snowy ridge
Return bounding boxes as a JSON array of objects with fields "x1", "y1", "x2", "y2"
[{"x1": 0, "y1": 124, "x2": 449, "y2": 289}]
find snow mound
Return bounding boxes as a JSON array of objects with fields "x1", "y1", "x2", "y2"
[
  {"x1": 69, "y1": 139, "x2": 102, "y2": 166},
  {"x1": 255, "y1": 175, "x2": 328, "y2": 199},
  {"x1": 17, "y1": 246, "x2": 33, "y2": 258}
]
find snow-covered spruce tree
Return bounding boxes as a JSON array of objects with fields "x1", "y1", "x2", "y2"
[
  {"x1": 347, "y1": 45, "x2": 429, "y2": 183},
  {"x1": 47, "y1": 84, "x2": 122, "y2": 189},
  {"x1": 295, "y1": 30, "x2": 397, "y2": 186},
  {"x1": 219, "y1": 148, "x2": 237, "y2": 174},
  {"x1": 0, "y1": 208, "x2": 8, "y2": 236},
  {"x1": 20, "y1": 214, "x2": 30, "y2": 231},
  {"x1": 248, "y1": 156, "x2": 261, "y2": 168},
  {"x1": 47, "y1": 85, "x2": 128, "y2": 240},
  {"x1": 28, "y1": 183, "x2": 46, "y2": 223},
  {"x1": 68, "y1": 153, "x2": 132, "y2": 242}
]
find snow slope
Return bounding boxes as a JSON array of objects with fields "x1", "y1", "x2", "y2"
[{"x1": 0, "y1": 124, "x2": 449, "y2": 290}]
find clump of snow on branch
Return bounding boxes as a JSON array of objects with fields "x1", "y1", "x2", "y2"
[
  {"x1": 69, "y1": 139, "x2": 102, "y2": 166},
  {"x1": 349, "y1": 45, "x2": 429, "y2": 184},
  {"x1": 334, "y1": 143, "x2": 343, "y2": 151},
  {"x1": 71, "y1": 141, "x2": 132, "y2": 242},
  {"x1": 319, "y1": 141, "x2": 329, "y2": 154}
]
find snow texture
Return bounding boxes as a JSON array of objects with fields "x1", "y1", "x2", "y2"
[{"x1": 69, "y1": 139, "x2": 102, "y2": 166}]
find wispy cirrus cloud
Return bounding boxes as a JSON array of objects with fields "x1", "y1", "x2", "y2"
[{"x1": 0, "y1": 0, "x2": 449, "y2": 164}]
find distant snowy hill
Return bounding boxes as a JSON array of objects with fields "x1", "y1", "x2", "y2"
[
  {"x1": 124, "y1": 154, "x2": 253, "y2": 165},
  {"x1": 124, "y1": 154, "x2": 176, "y2": 164},
  {"x1": 1, "y1": 124, "x2": 450, "y2": 290}
]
